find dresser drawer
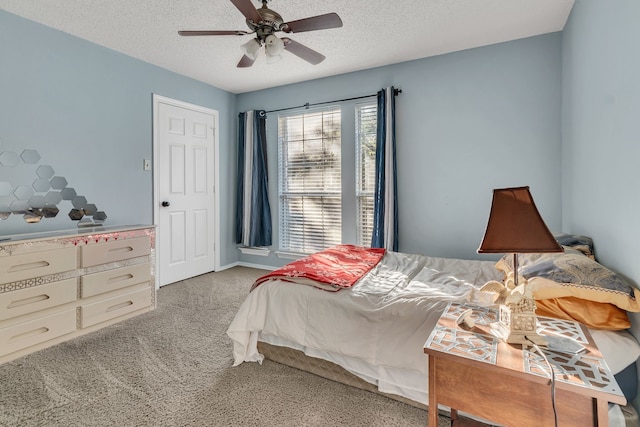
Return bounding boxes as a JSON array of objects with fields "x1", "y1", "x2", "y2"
[
  {"x1": 0, "y1": 309, "x2": 76, "y2": 357},
  {"x1": 0, "y1": 247, "x2": 77, "y2": 284},
  {"x1": 0, "y1": 279, "x2": 77, "y2": 322},
  {"x1": 80, "y1": 287, "x2": 151, "y2": 328},
  {"x1": 80, "y1": 236, "x2": 151, "y2": 268},
  {"x1": 81, "y1": 263, "x2": 150, "y2": 298}
]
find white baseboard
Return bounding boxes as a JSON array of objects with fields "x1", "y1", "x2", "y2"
[
  {"x1": 216, "y1": 261, "x2": 240, "y2": 271},
  {"x1": 217, "y1": 260, "x2": 274, "y2": 271}
]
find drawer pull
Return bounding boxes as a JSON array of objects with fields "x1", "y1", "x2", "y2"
[
  {"x1": 108, "y1": 246, "x2": 134, "y2": 255},
  {"x1": 10, "y1": 327, "x2": 49, "y2": 343},
  {"x1": 106, "y1": 301, "x2": 134, "y2": 313},
  {"x1": 107, "y1": 274, "x2": 134, "y2": 284},
  {"x1": 7, "y1": 294, "x2": 50, "y2": 309},
  {"x1": 7, "y1": 260, "x2": 50, "y2": 273}
]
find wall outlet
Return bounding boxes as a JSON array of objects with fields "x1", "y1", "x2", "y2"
[{"x1": 143, "y1": 159, "x2": 151, "y2": 171}]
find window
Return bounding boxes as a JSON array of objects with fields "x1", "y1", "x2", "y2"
[
  {"x1": 277, "y1": 102, "x2": 378, "y2": 253},
  {"x1": 278, "y1": 108, "x2": 342, "y2": 253},
  {"x1": 356, "y1": 103, "x2": 377, "y2": 246}
]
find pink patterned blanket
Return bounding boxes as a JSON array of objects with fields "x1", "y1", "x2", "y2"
[{"x1": 251, "y1": 245, "x2": 386, "y2": 292}]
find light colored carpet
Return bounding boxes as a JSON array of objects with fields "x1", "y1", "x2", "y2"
[{"x1": 0, "y1": 266, "x2": 450, "y2": 427}]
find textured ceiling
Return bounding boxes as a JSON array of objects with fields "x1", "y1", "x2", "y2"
[{"x1": 0, "y1": 0, "x2": 574, "y2": 94}]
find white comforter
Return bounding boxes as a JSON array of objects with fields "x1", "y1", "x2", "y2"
[
  {"x1": 227, "y1": 251, "x2": 502, "y2": 404},
  {"x1": 227, "y1": 251, "x2": 629, "y2": 426}
]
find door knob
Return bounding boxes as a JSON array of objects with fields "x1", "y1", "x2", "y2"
[{"x1": 161, "y1": 201, "x2": 170, "y2": 207}]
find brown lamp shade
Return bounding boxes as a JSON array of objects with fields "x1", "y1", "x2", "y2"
[{"x1": 478, "y1": 186, "x2": 563, "y2": 254}]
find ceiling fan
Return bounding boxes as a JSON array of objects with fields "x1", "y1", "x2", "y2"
[{"x1": 178, "y1": 0, "x2": 343, "y2": 68}]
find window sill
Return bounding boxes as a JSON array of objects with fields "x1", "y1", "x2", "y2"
[{"x1": 238, "y1": 247, "x2": 270, "y2": 256}]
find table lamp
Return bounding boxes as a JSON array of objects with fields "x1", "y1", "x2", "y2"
[{"x1": 478, "y1": 186, "x2": 563, "y2": 346}]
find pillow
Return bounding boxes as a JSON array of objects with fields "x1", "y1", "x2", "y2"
[
  {"x1": 590, "y1": 328, "x2": 640, "y2": 401},
  {"x1": 536, "y1": 297, "x2": 630, "y2": 330},
  {"x1": 495, "y1": 251, "x2": 640, "y2": 329},
  {"x1": 589, "y1": 328, "x2": 640, "y2": 375},
  {"x1": 553, "y1": 232, "x2": 595, "y2": 259}
]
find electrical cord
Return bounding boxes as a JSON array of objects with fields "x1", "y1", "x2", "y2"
[{"x1": 526, "y1": 336, "x2": 558, "y2": 427}]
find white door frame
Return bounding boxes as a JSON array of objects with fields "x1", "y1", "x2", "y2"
[{"x1": 152, "y1": 94, "x2": 221, "y2": 288}]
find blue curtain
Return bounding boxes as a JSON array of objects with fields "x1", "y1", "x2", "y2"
[
  {"x1": 371, "y1": 87, "x2": 398, "y2": 251},
  {"x1": 235, "y1": 110, "x2": 272, "y2": 247}
]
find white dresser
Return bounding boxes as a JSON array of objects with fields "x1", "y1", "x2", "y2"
[{"x1": 0, "y1": 225, "x2": 155, "y2": 364}]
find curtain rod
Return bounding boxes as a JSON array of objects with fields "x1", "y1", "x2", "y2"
[{"x1": 263, "y1": 88, "x2": 402, "y2": 114}]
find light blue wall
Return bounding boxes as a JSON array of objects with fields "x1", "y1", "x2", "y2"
[
  {"x1": 4, "y1": 2, "x2": 635, "y2": 292},
  {"x1": 0, "y1": 10, "x2": 567, "y2": 272},
  {"x1": 237, "y1": 33, "x2": 563, "y2": 267},
  {"x1": 561, "y1": 0, "x2": 640, "y2": 288},
  {"x1": 0, "y1": 11, "x2": 239, "y2": 268},
  {"x1": 562, "y1": 4, "x2": 640, "y2": 411}
]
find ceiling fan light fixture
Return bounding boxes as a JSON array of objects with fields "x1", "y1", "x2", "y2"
[
  {"x1": 264, "y1": 34, "x2": 284, "y2": 56},
  {"x1": 265, "y1": 53, "x2": 283, "y2": 64},
  {"x1": 241, "y1": 38, "x2": 261, "y2": 60}
]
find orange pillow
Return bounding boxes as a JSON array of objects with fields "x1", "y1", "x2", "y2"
[{"x1": 536, "y1": 297, "x2": 630, "y2": 330}]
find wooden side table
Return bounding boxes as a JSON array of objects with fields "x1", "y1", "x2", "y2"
[{"x1": 424, "y1": 303, "x2": 626, "y2": 427}]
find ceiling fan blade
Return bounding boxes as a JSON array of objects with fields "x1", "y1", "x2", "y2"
[
  {"x1": 283, "y1": 13, "x2": 343, "y2": 33},
  {"x1": 230, "y1": 0, "x2": 263, "y2": 24},
  {"x1": 237, "y1": 55, "x2": 256, "y2": 68},
  {"x1": 282, "y1": 38, "x2": 325, "y2": 65},
  {"x1": 178, "y1": 30, "x2": 250, "y2": 36}
]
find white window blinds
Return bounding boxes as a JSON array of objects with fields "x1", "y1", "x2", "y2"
[
  {"x1": 356, "y1": 103, "x2": 377, "y2": 247},
  {"x1": 278, "y1": 108, "x2": 342, "y2": 253}
]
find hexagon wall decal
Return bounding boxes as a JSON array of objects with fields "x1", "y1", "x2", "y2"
[
  {"x1": 10, "y1": 199, "x2": 29, "y2": 212},
  {"x1": 72, "y1": 195, "x2": 87, "y2": 209},
  {"x1": 20, "y1": 149, "x2": 41, "y2": 164},
  {"x1": 0, "y1": 182, "x2": 12, "y2": 197},
  {"x1": 28, "y1": 195, "x2": 46, "y2": 209},
  {"x1": 42, "y1": 206, "x2": 59, "y2": 218},
  {"x1": 24, "y1": 209, "x2": 43, "y2": 223},
  {"x1": 50, "y1": 176, "x2": 68, "y2": 190},
  {"x1": 36, "y1": 165, "x2": 55, "y2": 179},
  {"x1": 32, "y1": 178, "x2": 51, "y2": 192},
  {"x1": 0, "y1": 204, "x2": 11, "y2": 220},
  {"x1": 68, "y1": 208, "x2": 84, "y2": 220},
  {"x1": 0, "y1": 151, "x2": 20, "y2": 167},
  {"x1": 94, "y1": 211, "x2": 108, "y2": 222},
  {"x1": 1, "y1": 146, "x2": 108, "y2": 226},
  {"x1": 84, "y1": 204, "x2": 97, "y2": 215},
  {"x1": 61, "y1": 187, "x2": 77, "y2": 200},
  {"x1": 45, "y1": 191, "x2": 63, "y2": 205},
  {"x1": 14, "y1": 185, "x2": 34, "y2": 200}
]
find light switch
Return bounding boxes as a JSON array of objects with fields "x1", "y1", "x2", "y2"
[{"x1": 143, "y1": 159, "x2": 151, "y2": 171}]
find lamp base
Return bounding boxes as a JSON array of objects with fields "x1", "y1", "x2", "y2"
[
  {"x1": 493, "y1": 302, "x2": 548, "y2": 348},
  {"x1": 491, "y1": 320, "x2": 548, "y2": 347}
]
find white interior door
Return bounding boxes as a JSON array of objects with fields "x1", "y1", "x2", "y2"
[{"x1": 153, "y1": 95, "x2": 219, "y2": 287}]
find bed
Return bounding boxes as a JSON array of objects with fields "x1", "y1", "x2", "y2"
[{"x1": 227, "y1": 237, "x2": 640, "y2": 426}]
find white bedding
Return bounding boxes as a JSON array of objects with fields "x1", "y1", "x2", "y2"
[
  {"x1": 226, "y1": 251, "x2": 629, "y2": 426},
  {"x1": 227, "y1": 251, "x2": 502, "y2": 403}
]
